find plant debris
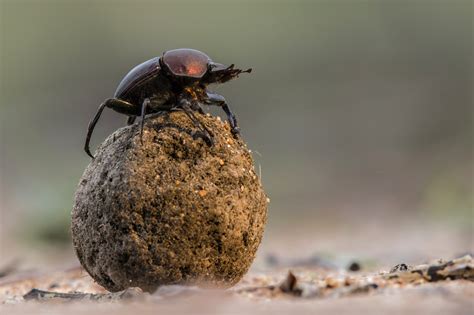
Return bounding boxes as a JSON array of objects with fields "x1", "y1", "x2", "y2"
[
  {"x1": 237, "y1": 255, "x2": 474, "y2": 300},
  {"x1": 23, "y1": 287, "x2": 142, "y2": 302},
  {"x1": 0, "y1": 255, "x2": 472, "y2": 308},
  {"x1": 386, "y1": 255, "x2": 474, "y2": 282},
  {"x1": 390, "y1": 263, "x2": 410, "y2": 273},
  {"x1": 278, "y1": 271, "x2": 298, "y2": 294}
]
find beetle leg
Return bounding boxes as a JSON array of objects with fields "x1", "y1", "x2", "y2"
[
  {"x1": 139, "y1": 98, "x2": 151, "y2": 143},
  {"x1": 179, "y1": 100, "x2": 214, "y2": 146},
  {"x1": 84, "y1": 98, "x2": 138, "y2": 159},
  {"x1": 126, "y1": 116, "x2": 136, "y2": 125},
  {"x1": 85, "y1": 101, "x2": 108, "y2": 159},
  {"x1": 204, "y1": 92, "x2": 240, "y2": 135},
  {"x1": 191, "y1": 102, "x2": 206, "y2": 115}
]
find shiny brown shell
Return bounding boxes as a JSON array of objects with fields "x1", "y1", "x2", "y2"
[
  {"x1": 114, "y1": 57, "x2": 161, "y2": 99},
  {"x1": 162, "y1": 48, "x2": 210, "y2": 78}
]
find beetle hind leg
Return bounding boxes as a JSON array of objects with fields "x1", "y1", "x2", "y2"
[
  {"x1": 84, "y1": 100, "x2": 109, "y2": 159},
  {"x1": 84, "y1": 98, "x2": 139, "y2": 159}
]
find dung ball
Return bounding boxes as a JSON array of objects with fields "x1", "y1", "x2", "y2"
[{"x1": 71, "y1": 111, "x2": 268, "y2": 292}]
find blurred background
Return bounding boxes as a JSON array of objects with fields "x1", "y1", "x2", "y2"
[{"x1": 0, "y1": 0, "x2": 472, "y2": 270}]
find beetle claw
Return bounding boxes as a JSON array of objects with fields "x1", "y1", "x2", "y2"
[
  {"x1": 192, "y1": 131, "x2": 213, "y2": 146},
  {"x1": 231, "y1": 127, "x2": 241, "y2": 137},
  {"x1": 206, "y1": 136, "x2": 214, "y2": 147}
]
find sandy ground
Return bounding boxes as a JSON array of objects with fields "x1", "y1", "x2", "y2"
[
  {"x1": 0, "y1": 258, "x2": 473, "y2": 315},
  {"x1": 1, "y1": 218, "x2": 473, "y2": 314}
]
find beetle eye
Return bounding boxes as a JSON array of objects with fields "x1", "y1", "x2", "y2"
[{"x1": 163, "y1": 49, "x2": 209, "y2": 78}]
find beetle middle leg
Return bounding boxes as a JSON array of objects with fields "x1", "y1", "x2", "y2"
[
  {"x1": 204, "y1": 91, "x2": 240, "y2": 135},
  {"x1": 191, "y1": 102, "x2": 206, "y2": 115},
  {"x1": 139, "y1": 98, "x2": 151, "y2": 143},
  {"x1": 84, "y1": 98, "x2": 139, "y2": 159},
  {"x1": 126, "y1": 116, "x2": 136, "y2": 125}
]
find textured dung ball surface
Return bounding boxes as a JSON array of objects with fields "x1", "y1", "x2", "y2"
[{"x1": 71, "y1": 112, "x2": 268, "y2": 293}]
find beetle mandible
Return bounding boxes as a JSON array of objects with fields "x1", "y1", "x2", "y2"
[{"x1": 84, "y1": 48, "x2": 251, "y2": 158}]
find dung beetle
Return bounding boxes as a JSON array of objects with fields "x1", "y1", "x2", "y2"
[{"x1": 84, "y1": 48, "x2": 251, "y2": 158}]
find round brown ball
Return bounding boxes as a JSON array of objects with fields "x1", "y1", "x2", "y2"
[{"x1": 71, "y1": 111, "x2": 268, "y2": 292}]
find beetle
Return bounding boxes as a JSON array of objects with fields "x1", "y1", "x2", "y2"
[{"x1": 84, "y1": 48, "x2": 251, "y2": 158}]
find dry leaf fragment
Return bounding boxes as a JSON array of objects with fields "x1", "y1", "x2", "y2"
[
  {"x1": 279, "y1": 271, "x2": 299, "y2": 294},
  {"x1": 390, "y1": 263, "x2": 410, "y2": 273}
]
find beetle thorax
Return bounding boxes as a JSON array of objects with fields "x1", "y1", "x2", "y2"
[{"x1": 162, "y1": 49, "x2": 210, "y2": 79}]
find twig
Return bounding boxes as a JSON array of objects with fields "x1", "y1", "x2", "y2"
[{"x1": 23, "y1": 288, "x2": 142, "y2": 302}]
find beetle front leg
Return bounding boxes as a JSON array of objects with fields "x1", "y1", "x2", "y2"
[
  {"x1": 84, "y1": 98, "x2": 138, "y2": 159},
  {"x1": 179, "y1": 99, "x2": 214, "y2": 146},
  {"x1": 205, "y1": 92, "x2": 240, "y2": 135}
]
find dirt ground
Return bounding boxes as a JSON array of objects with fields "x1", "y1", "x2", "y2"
[
  {"x1": 0, "y1": 256, "x2": 472, "y2": 315},
  {"x1": 1, "y1": 220, "x2": 473, "y2": 315}
]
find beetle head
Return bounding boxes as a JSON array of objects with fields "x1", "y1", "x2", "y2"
[
  {"x1": 203, "y1": 62, "x2": 252, "y2": 85},
  {"x1": 160, "y1": 48, "x2": 210, "y2": 82}
]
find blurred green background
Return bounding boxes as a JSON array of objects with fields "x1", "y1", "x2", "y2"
[{"x1": 0, "y1": 0, "x2": 472, "y2": 264}]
